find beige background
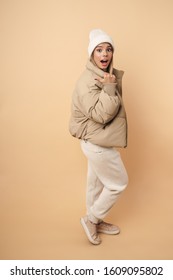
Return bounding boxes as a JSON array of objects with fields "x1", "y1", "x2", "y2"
[{"x1": 0, "y1": 0, "x2": 173, "y2": 260}]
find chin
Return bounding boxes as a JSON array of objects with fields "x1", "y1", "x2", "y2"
[{"x1": 102, "y1": 67, "x2": 108, "y2": 71}]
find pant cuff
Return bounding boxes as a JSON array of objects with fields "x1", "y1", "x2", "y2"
[{"x1": 88, "y1": 213, "x2": 100, "y2": 224}]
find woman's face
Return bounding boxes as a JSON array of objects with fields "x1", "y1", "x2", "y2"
[{"x1": 93, "y1": 43, "x2": 113, "y2": 71}]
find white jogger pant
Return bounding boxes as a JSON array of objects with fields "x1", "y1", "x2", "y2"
[{"x1": 80, "y1": 140, "x2": 128, "y2": 224}]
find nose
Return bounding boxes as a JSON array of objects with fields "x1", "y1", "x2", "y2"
[{"x1": 103, "y1": 49, "x2": 108, "y2": 56}]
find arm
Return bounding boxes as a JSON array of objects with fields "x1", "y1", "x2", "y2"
[{"x1": 80, "y1": 73, "x2": 121, "y2": 124}]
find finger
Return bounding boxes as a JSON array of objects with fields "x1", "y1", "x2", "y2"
[
  {"x1": 95, "y1": 77, "x2": 104, "y2": 83},
  {"x1": 95, "y1": 76, "x2": 101, "y2": 81}
]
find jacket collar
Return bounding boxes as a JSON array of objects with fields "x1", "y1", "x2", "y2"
[
  {"x1": 86, "y1": 59, "x2": 105, "y2": 78},
  {"x1": 86, "y1": 59, "x2": 124, "y2": 79}
]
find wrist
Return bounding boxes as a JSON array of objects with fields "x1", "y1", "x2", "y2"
[{"x1": 103, "y1": 83, "x2": 117, "y2": 96}]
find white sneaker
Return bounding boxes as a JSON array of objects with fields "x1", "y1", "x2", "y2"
[
  {"x1": 80, "y1": 216, "x2": 101, "y2": 245},
  {"x1": 97, "y1": 221, "x2": 120, "y2": 235}
]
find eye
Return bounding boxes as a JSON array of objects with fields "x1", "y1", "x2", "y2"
[
  {"x1": 107, "y1": 48, "x2": 113, "y2": 52},
  {"x1": 96, "y1": 48, "x2": 102, "y2": 53}
]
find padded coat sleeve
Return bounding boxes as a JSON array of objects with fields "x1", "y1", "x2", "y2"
[{"x1": 78, "y1": 80, "x2": 121, "y2": 124}]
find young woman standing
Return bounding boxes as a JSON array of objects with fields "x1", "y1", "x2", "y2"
[{"x1": 69, "y1": 29, "x2": 128, "y2": 245}]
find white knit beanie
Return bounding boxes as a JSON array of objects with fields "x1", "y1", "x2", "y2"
[{"x1": 88, "y1": 29, "x2": 115, "y2": 58}]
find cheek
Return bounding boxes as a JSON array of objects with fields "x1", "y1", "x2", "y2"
[
  {"x1": 109, "y1": 52, "x2": 113, "y2": 59},
  {"x1": 93, "y1": 51, "x2": 101, "y2": 61},
  {"x1": 93, "y1": 52, "x2": 113, "y2": 61}
]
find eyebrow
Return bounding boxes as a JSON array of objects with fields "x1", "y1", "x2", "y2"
[{"x1": 96, "y1": 44, "x2": 112, "y2": 48}]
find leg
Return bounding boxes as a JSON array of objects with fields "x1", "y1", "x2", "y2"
[
  {"x1": 81, "y1": 140, "x2": 128, "y2": 223},
  {"x1": 86, "y1": 161, "x2": 103, "y2": 218}
]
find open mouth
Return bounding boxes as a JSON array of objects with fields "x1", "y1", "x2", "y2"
[
  {"x1": 100, "y1": 60, "x2": 108, "y2": 63},
  {"x1": 100, "y1": 60, "x2": 109, "y2": 68}
]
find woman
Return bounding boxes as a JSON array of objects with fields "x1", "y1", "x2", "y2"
[{"x1": 69, "y1": 29, "x2": 128, "y2": 245}]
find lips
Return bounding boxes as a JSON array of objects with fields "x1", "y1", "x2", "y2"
[{"x1": 100, "y1": 60, "x2": 109, "y2": 68}]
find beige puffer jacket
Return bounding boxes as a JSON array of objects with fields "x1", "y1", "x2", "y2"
[{"x1": 69, "y1": 60, "x2": 127, "y2": 148}]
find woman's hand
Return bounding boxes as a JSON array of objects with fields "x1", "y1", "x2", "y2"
[{"x1": 95, "y1": 73, "x2": 116, "y2": 84}]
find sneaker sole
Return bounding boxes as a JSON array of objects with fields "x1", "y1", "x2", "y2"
[
  {"x1": 97, "y1": 228, "x2": 120, "y2": 235},
  {"x1": 80, "y1": 218, "x2": 101, "y2": 245}
]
